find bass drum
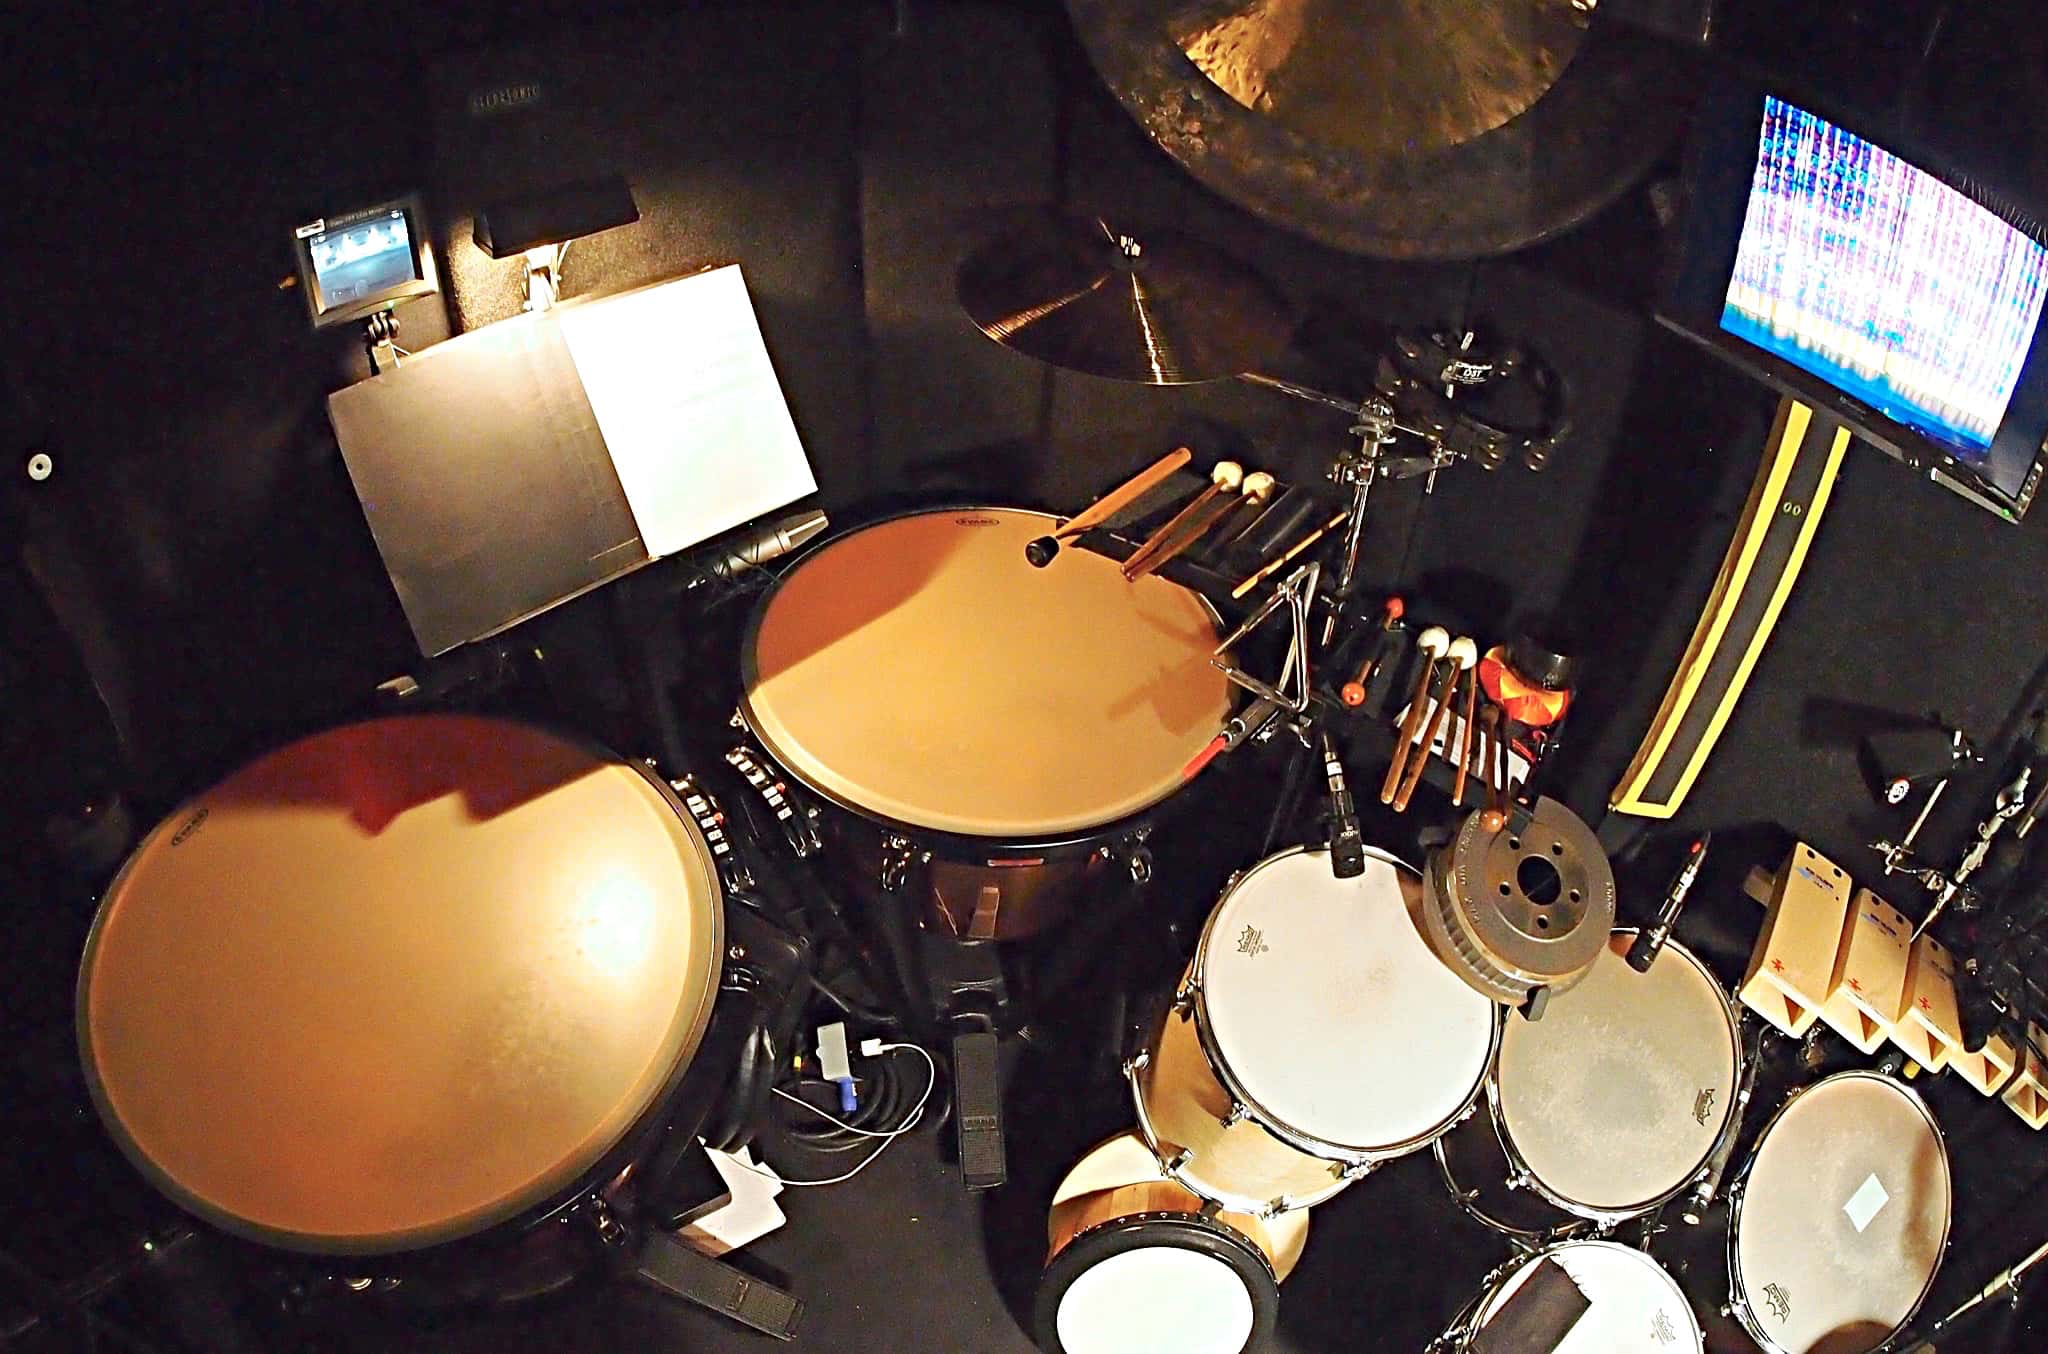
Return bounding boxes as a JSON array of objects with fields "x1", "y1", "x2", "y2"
[
  {"x1": 1036, "y1": 1133, "x2": 1304, "y2": 1354},
  {"x1": 77, "y1": 716, "x2": 724, "y2": 1259},
  {"x1": 738, "y1": 507, "x2": 1231, "y2": 940},
  {"x1": 1458, "y1": 1240, "x2": 1702, "y2": 1352},
  {"x1": 1131, "y1": 847, "x2": 1499, "y2": 1215},
  {"x1": 1438, "y1": 932, "x2": 1742, "y2": 1231},
  {"x1": 1728, "y1": 1071, "x2": 1951, "y2": 1354}
]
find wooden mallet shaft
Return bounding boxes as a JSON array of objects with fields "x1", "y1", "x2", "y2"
[
  {"x1": 1123, "y1": 461, "x2": 1242, "y2": 579},
  {"x1": 1026, "y1": 446, "x2": 1192, "y2": 566},
  {"x1": 1230, "y1": 509, "x2": 1351, "y2": 600},
  {"x1": 1395, "y1": 636, "x2": 1477, "y2": 811},
  {"x1": 1453, "y1": 667, "x2": 1480, "y2": 806},
  {"x1": 1381, "y1": 627, "x2": 1449, "y2": 804}
]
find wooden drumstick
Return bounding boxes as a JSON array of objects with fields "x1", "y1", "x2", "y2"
[
  {"x1": 1025, "y1": 446, "x2": 1192, "y2": 566},
  {"x1": 1132, "y1": 470, "x2": 1273, "y2": 580},
  {"x1": 1230, "y1": 509, "x2": 1351, "y2": 600},
  {"x1": 1395, "y1": 636, "x2": 1476, "y2": 812},
  {"x1": 1123, "y1": 461, "x2": 1243, "y2": 579},
  {"x1": 1452, "y1": 664, "x2": 1479, "y2": 806},
  {"x1": 1201, "y1": 470, "x2": 1276, "y2": 547},
  {"x1": 1381, "y1": 626, "x2": 1449, "y2": 804},
  {"x1": 1479, "y1": 706, "x2": 1510, "y2": 832}
]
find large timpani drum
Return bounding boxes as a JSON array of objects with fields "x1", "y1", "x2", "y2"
[
  {"x1": 1459, "y1": 1241, "x2": 1703, "y2": 1353},
  {"x1": 77, "y1": 716, "x2": 724, "y2": 1256},
  {"x1": 1728, "y1": 1071, "x2": 1951, "y2": 1354},
  {"x1": 738, "y1": 507, "x2": 1231, "y2": 939},
  {"x1": 1037, "y1": 1133, "x2": 1305, "y2": 1354},
  {"x1": 1130, "y1": 847, "x2": 1500, "y2": 1216},
  {"x1": 1486, "y1": 933, "x2": 1742, "y2": 1224}
]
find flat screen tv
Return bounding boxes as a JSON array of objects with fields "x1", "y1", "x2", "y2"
[{"x1": 1662, "y1": 83, "x2": 2048, "y2": 521}]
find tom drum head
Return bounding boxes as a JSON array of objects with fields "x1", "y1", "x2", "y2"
[{"x1": 1470, "y1": 1240, "x2": 1702, "y2": 1352}]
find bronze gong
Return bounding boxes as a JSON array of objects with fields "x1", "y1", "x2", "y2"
[{"x1": 1066, "y1": 0, "x2": 1710, "y2": 259}]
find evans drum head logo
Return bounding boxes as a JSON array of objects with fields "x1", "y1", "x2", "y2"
[
  {"x1": 953, "y1": 516, "x2": 1001, "y2": 526},
  {"x1": 169, "y1": 807, "x2": 209, "y2": 846}
]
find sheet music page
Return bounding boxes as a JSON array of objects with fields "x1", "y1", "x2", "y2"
[{"x1": 559, "y1": 265, "x2": 818, "y2": 557}]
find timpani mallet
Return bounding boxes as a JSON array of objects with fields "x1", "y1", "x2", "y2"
[
  {"x1": 1025, "y1": 446, "x2": 1192, "y2": 567},
  {"x1": 1381, "y1": 626, "x2": 1449, "y2": 805},
  {"x1": 1394, "y1": 635, "x2": 1476, "y2": 812},
  {"x1": 1131, "y1": 469, "x2": 1275, "y2": 581},
  {"x1": 1122, "y1": 461, "x2": 1243, "y2": 580},
  {"x1": 1452, "y1": 660, "x2": 1481, "y2": 806}
]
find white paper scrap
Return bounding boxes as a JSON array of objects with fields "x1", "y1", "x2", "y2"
[{"x1": 1843, "y1": 1173, "x2": 1891, "y2": 1233}]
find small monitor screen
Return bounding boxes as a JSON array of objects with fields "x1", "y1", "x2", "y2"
[
  {"x1": 1721, "y1": 96, "x2": 2048, "y2": 458},
  {"x1": 306, "y1": 209, "x2": 420, "y2": 315}
]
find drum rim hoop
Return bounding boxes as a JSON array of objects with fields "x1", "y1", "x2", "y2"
[
  {"x1": 734, "y1": 504, "x2": 1227, "y2": 847},
  {"x1": 1473, "y1": 1238, "x2": 1703, "y2": 1345},
  {"x1": 1035, "y1": 1210, "x2": 1277, "y2": 1354},
  {"x1": 75, "y1": 713, "x2": 728, "y2": 1258},
  {"x1": 1486, "y1": 930, "x2": 1744, "y2": 1223},
  {"x1": 1723, "y1": 1069, "x2": 1952, "y2": 1354},
  {"x1": 1186, "y1": 844, "x2": 1503, "y2": 1161}
]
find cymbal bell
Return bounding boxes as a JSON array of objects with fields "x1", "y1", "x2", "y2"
[{"x1": 957, "y1": 214, "x2": 1292, "y2": 385}]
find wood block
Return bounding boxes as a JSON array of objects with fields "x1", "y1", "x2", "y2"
[
  {"x1": 1892, "y1": 933, "x2": 1963, "y2": 1074},
  {"x1": 1952, "y1": 1028, "x2": 2019, "y2": 1097},
  {"x1": 1739, "y1": 843, "x2": 1855, "y2": 1036},
  {"x1": 2004, "y1": 1024, "x2": 2048, "y2": 1130},
  {"x1": 1819, "y1": 890, "x2": 1911, "y2": 1053}
]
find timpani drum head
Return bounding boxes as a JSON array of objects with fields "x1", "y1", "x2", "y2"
[
  {"x1": 1731, "y1": 1072, "x2": 1950, "y2": 1354},
  {"x1": 1471, "y1": 1241, "x2": 1702, "y2": 1353},
  {"x1": 739, "y1": 508, "x2": 1230, "y2": 839},
  {"x1": 77, "y1": 717, "x2": 724, "y2": 1255},
  {"x1": 1197, "y1": 848, "x2": 1497, "y2": 1156},
  {"x1": 1037, "y1": 1215, "x2": 1276, "y2": 1354},
  {"x1": 1495, "y1": 935, "x2": 1740, "y2": 1215}
]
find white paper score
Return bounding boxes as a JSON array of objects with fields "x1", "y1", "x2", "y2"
[{"x1": 560, "y1": 265, "x2": 817, "y2": 558}]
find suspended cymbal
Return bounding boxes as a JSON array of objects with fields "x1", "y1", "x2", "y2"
[
  {"x1": 1068, "y1": 0, "x2": 1710, "y2": 259},
  {"x1": 957, "y1": 214, "x2": 1292, "y2": 385}
]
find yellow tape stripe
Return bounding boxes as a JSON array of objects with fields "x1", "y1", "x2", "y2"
[
  {"x1": 1663, "y1": 422, "x2": 1848, "y2": 809},
  {"x1": 1610, "y1": 400, "x2": 1811, "y2": 814}
]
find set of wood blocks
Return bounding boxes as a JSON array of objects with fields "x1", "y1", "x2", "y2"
[{"x1": 1738, "y1": 842, "x2": 2048, "y2": 1128}]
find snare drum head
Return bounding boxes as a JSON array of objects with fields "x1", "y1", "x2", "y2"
[
  {"x1": 1732, "y1": 1073, "x2": 1950, "y2": 1354},
  {"x1": 740, "y1": 508, "x2": 1230, "y2": 838},
  {"x1": 1036, "y1": 1214, "x2": 1277, "y2": 1354},
  {"x1": 1495, "y1": 936, "x2": 1739, "y2": 1214},
  {"x1": 1474, "y1": 1241, "x2": 1702, "y2": 1353},
  {"x1": 1198, "y1": 848, "x2": 1497, "y2": 1155},
  {"x1": 77, "y1": 717, "x2": 724, "y2": 1255}
]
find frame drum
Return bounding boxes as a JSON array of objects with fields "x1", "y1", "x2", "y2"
[
  {"x1": 738, "y1": 507, "x2": 1231, "y2": 939},
  {"x1": 1728, "y1": 1071, "x2": 1951, "y2": 1354},
  {"x1": 1133, "y1": 847, "x2": 1499, "y2": 1215},
  {"x1": 1038, "y1": 1134, "x2": 1298, "y2": 1354},
  {"x1": 1490, "y1": 933, "x2": 1742, "y2": 1222},
  {"x1": 1464, "y1": 1241, "x2": 1702, "y2": 1352},
  {"x1": 77, "y1": 716, "x2": 724, "y2": 1256}
]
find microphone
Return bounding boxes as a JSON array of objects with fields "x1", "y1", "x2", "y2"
[
  {"x1": 1323, "y1": 733, "x2": 1365, "y2": 878},
  {"x1": 1627, "y1": 832, "x2": 1710, "y2": 973},
  {"x1": 696, "y1": 508, "x2": 829, "y2": 581}
]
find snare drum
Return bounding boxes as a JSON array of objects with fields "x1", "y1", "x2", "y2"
[
  {"x1": 738, "y1": 507, "x2": 1231, "y2": 939},
  {"x1": 1480, "y1": 933, "x2": 1742, "y2": 1225},
  {"x1": 1457, "y1": 1241, "x2": 1702, "y2": 1353},
  {"x1": 1728, "y1": 1071, "x2": 1951, "y2": 1354},
  {"x1": 77, "y1": 716, "x2": 724, "y2": 1258},
  {"x1": 1037, "y1": 1133, "x2": 1306, "y2": 1354},
  {"x1": 1130, "y1": 847, "x2": 1500, "y2": 1216}
]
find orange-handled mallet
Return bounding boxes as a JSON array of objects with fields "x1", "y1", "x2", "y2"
[{"x1": 1340, "y1": 597, "x2": 1405, "y2": 706}]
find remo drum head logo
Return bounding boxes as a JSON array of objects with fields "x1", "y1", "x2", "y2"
[
  {"x1": 1762, "y1": 1283, "x2": 1792, "y2": 1323},
  {"x1": 1236, "y1": 925, "x2": 1269, "y2": 958}
]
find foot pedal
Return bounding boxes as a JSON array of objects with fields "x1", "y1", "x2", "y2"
[
  {"x1": 632, "y1": 1230, "x2": 803, "y2": 1340},
  {"x1": 952, "y1": 1029, "x2": 1007, "y2": 1190}
]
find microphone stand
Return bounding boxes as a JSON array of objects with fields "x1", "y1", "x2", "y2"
[{"x1": 1897, "y1": 1233, "x2": 2048, "y2": 1352}]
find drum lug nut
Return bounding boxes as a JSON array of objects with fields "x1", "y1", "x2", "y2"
[
  {"x1": 728, "y1": 709, "x2": 746, "y2": 729},
  {"x1": 728, "y1": 944, "x2": 747, "y2": 961},
  {"x1": 1122, "y1": 1051, "x2": 1150, "y2": 1077},
  {"x1": 1128, "y1": 847, "x2": 1154, "y2": 884},
  {"x1": 1340, "y1": 1159, "x2": 1376, "y2": 1182},
  {"x1": 1164, "y1": 1148, "x2": 1192, "y2": 1174},
  {"x1": 1217, "y1": 1102, "x2": 1250, "y2": 1129}
]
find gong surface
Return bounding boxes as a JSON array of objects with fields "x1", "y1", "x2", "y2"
[{"x1": 78, "y1": 716, "x2": 723, "y2": 1254}]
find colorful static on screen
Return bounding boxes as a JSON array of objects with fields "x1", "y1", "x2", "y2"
[{"x1": 1722, "y1": 96, "x2": 2048, "y2": 456}]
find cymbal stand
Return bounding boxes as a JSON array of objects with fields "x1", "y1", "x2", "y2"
[{"x1": 1237, "y1": 372, "x2": 1434, "y2": 647}]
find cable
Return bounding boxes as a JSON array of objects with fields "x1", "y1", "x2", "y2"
[{"x1": 739, "y1": 1043, "x2": 935, "y2": 1188}]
